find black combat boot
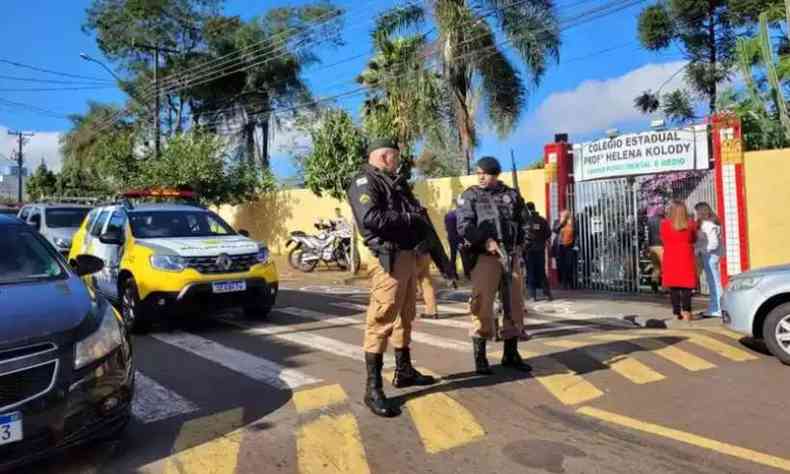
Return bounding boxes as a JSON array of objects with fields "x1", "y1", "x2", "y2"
[
  {"x1": 392, "y1": 347, "x2": 436, "y2": 388},
  {"x1": 364, "y1": 352, "x2": 399, "y2": 417},
  {"x1": 473, "y1": 337, "x2": 493, "y2": 375},
  {"x1": 501, "y1": 338, "x2": 532, "y2": 372}
]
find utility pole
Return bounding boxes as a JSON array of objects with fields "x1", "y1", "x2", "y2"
[
  {"x1": 7, "y1": 130, "x2": 33, "y2": 203},
  {"x1": 132, "y1": 42, "x2": 177, "y2": 159}
]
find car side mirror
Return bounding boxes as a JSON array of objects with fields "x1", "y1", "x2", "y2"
[
  {"x1": 99, "y1": 230, "x2": 123, "y2": 246},
  {"x1": 238, "y1": 229, "x2": 250, "y2": 237},
  {"x1": 72, "y1": 254, "x2": 105, "y2": 277}
]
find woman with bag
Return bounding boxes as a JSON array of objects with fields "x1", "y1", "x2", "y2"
[
  {"x1": 661, "y1": 201, "x2": 698, "y2": 321},
  {"x1": 694, "y1": 202, "x2": 723, "y2": 318}
]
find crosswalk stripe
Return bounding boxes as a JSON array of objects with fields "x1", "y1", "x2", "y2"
[
  {"x1": 382, "y1": 367, "x2": 485, "y2": 454},
  {"x1": 542, "y1": 340, "x2": 590, "y2": 349},
  {"x1": 278, "y1": 307, "x2": 472, "y2": 352},
  {"x1": 516, "y1": 350, "x2": 604, "y2": 405},
  {"x1": 298, "y1": 413, "x2": 371, "y2": 474},
  {"x1": 152, "y1": 331, "x2": 321, "y2": 390},
  {"x1": 587, "y1": 334, "x2": 716, "y2": 372},
  {"x1": 683, "y1": 333, "x2": 759, "y2": 362},
  {"x1": 163, "y1": 408, "x2": 245, "y2": 474},
  {"x1": 220, "y1": 318, "x2": 395, "y2": 368},
  {"x1": 132, "y1": 372, "x2": 200, "y2": 424},
  {"x1": 701, "y1": 326, "x2": 744, "y2": 341},
  {"x1": 585, "y1": 346, "x2": 666, "y2": 384},
  {"x1": 293, "y1": 384, "x2": 349, "y2": 414}
]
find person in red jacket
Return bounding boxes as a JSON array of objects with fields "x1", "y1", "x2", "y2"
[{"x1": 660, "y1": 200, "x2": 698, "y2": 321}]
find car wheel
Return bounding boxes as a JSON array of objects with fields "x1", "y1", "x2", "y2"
[
  {"x1": 762, "y1": 302, "x2": 790, "y2": 366},
  {"x1": 121, "y1": 278, "x2": 151, "y2": 334}
]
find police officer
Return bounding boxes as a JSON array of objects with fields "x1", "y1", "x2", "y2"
[
  {"x1": 457, "y1": 156, "x2": 531, "y2": 375},
  {"x1": 523, "y1": 201, "x2": 553, "y2": 302},
  {"x1": 347, "y1": 138, "x2": 437, "y2": 418}
]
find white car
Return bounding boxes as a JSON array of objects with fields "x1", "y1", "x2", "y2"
[{"x1": 722, "y1": 264, "x2": 790, "y2": 365}]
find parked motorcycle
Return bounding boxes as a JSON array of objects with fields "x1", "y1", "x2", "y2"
[{"x1": 286, "y1": 219, "x2": 360, "y2": 272}]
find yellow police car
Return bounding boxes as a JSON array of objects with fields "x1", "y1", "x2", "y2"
[{"x1": 68, "y1": 190, "x2": 278, "y2": 332}]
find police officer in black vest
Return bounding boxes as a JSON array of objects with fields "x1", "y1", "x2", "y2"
[
  {"x1": 456, "y1": 156, "x2": 531, "y2": 374},
  {"x1": 346, "y1": 138, "x2": 439, "y2": 417}
]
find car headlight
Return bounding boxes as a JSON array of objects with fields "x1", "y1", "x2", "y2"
[
  {"x1": 728, "y1": 276, "x2": 762, "y2": 292},
  {"x1": 54, "y1": 237, "x2": 72, "y2": 249},
  {"x1": 256, "y1": 244, "x2": 270, "y2": 264},
  {"x1": 150, "y1": 255, "x2": 187, "y2": 272},
  {"x1": 74, "y1": 311, "x2": 124, "y2": 370}
]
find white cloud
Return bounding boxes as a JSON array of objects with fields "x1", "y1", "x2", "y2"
[
  {"x1": 528, "y1": 61, "x2": 688, "y2": 137},
  {"x1": 0, "y1": 125, "x2": 64, "y2": 172}
]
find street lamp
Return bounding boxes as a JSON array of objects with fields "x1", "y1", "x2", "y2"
[{"x1": 79, "y1": 53, "x2": 124, "y2": 84}]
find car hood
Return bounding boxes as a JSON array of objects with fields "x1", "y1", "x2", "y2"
[
  {"x1": 136, "y1": 236, "x2": 259, "y2": 257},
  {"x1": 0, "y1": 277, "x2": 91, "y2": 345},
  {"x1": 736, "y1": 264, "x2": 790, "y2": 279}
]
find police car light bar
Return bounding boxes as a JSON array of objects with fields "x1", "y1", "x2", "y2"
[{"x1": 122, "y1": 189, "x2": 197, "y2": 199}]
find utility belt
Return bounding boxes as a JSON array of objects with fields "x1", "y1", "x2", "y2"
[{"x1": 369, "y1": 240, "x2": 417, "y2": 274}]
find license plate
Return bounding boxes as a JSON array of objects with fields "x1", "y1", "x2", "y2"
[
  {"x1": 0, "y1": 412, "x2": 23, "y2": 446},
  {"x1": 212, "y1": 280, "x2": 246, "y2": 294}
]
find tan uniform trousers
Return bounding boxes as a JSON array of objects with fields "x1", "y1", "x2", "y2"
[
  {"x1": 416, "y1": 253, "x2": 438, "y2": 315},
  {"x1": 469, "y1": 254, "x2": 526, "y2": 340},
  {"x1": 364, "y1": 251, "x2": 418, "y2": 354}
]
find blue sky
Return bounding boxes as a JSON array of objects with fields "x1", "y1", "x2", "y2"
[{"x1": 0, "y1": 0, "x2": 687, "y2": 178}]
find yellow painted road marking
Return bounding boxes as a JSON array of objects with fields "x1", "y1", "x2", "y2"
[
  {"x1": 588, "y1": 334, "x2": 716, "y2": 372},
  {"x1": 298, "y1": 413, "x2": 371, "y2": 474},
  {"x1": 383, "y1": 367, "x2": 485, "y2": 454},
  {"x1": 294, "y1": 384, "x2": 348, "y2": 413},
  {"x1": 542, "y1": 339, "x2": 591, "y2": 349},
  {"x1": 682, "y1": 333, "x2": 758, "y2": 362},
  {"x1": 519, "y1": 350, "x2": 604, "y2": 405},
  {"x1": 578, "y1": 407, "x2": 790, "y2": 472},
  {"x1": 701, "y1": 326, "x2": 745, "y2": 341},
  {"x1": 586, "y1": 347, "x2": 666, "y2": 384},
  {"x1": 405, "y1": 392, "x2": 486, "y2": 454},
  {"x1": 164, "y1": 408, "x2": 245, "y2": 474}
]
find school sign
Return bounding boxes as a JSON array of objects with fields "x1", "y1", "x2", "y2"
[{"x1": 572, "y1": 124, "x2": 709, "y2": 182}]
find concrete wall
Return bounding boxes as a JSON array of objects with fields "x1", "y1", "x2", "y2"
[
  {"x1": 744, "y1": 149, "x2": 790, "y2": 269},
  {"x1": 217, "y1": 169, "x2": 547, "y2": 267}
]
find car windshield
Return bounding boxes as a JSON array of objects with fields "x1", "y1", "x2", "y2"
[
  {"x1": 129, "y1": 210, "x2": 236, "y2": 239},
  {"x1": 0, "y1": 228, "x2": 65, "y2": 284},
  {"x1": 45, "y1": 208, "x2": 90, "y2": 228}
]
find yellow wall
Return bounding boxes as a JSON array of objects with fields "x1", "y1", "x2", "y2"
[
  {"x1": 217, "y1": 169, "x2": 546, "y2": 267},
  {"x1": 744, "y1": 149, "x2": 790, "y2": 269}
]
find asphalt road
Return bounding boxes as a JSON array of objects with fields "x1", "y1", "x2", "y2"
[{"x1": 23, "y1": 282, "x2": 790, "y2": 474}]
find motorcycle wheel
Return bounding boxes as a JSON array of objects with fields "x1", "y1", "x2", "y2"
[
  {"x1": 288, "y1": 247, "x2": 303, "y2": 270},
  {"x1": 297, "y1": 252, "x2": 319, "y2": 273}
]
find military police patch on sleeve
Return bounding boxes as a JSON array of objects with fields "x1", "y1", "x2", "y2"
[
  {"x1": 356, "y1": 177, "x2": 368, "y2": 186},
  {"x1": 457, "y1": 197, "x2": 465, "y2": 206},
  {"x1": 359, "y1": 194, "x2": 371, "y2": 204}
]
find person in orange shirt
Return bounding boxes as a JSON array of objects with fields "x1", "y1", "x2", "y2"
[{"x1": 553, "y1": 209, "x2": 576, "y2": 289}]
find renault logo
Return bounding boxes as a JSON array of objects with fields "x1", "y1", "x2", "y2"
[{"x1": 215, "y1": 253, "x2": 232, "y2": 271}]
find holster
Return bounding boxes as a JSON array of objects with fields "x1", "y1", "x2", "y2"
[{"x1": 373, "y1": 242, "x2": 397, "y2": 274}]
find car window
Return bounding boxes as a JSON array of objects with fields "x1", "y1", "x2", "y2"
[
  {"x1": 106, "y1": 212, "x2": 126, "y2": 237},
  {"x1": 83, "y1": 209, "x2": 99, "y2": 231},
  {"x1": 45, "y1": 207, "x2": 91, "y2": 228},
  {"x1": 129, "y1": 211, "x2": 236, "y2": 239},
  {"x1": 90, "y1": 211, "x2": 111, "y2": 237},
  {"x1": 18, "y1": 207, "x2": 30, "y2": 221},
  {"x1": 0, "y1": 228, "x2": 66, "y2": 284}
]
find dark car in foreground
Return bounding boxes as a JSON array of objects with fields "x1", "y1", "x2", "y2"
[{"x1": 0, "y1": 215, "x2": 134, "y2": 471}]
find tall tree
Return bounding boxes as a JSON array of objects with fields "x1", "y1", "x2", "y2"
[
  {"x1": 371, "y1": 1, "x2": 560, "y2": 173},
  {"x1": 635, "y1": 0, "x2": 778, "y2": 118},
  {"x1": 25, "y1": 162, "x2": 58, "y2": 200}
]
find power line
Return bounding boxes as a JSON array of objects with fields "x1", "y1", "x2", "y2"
[
  {"x1": 0, "y1": 97, "x2": 70, "y2": 120},
  {"x1": 0, "y1": 74, "x2": 112, "y2": 86},
  {"x1": 0, "y1": 86, "x2": 115, "y2": 92},
  {"x1": 0, "y1": 58, "x2": 114, "y2": 83}
]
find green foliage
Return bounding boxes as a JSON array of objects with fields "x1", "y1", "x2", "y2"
[
  {"x1": 25, "y1": 163, "x2": 58, "y2": 201},
  {"x1": 301, "y1": 109, "x2": 367, "y2": 200},
  {"x1": 662, "y1": 89, "x2": 696, "y2": 124},
  {"x1": 635, "y1": 0, "x2": 778, "y2": 115}
]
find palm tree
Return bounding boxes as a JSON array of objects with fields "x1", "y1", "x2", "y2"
[
  {"x1": 357, "y1": 33, "x2": 446, "y2": 155},
  {"x1": 371, "y1": 1, "x2": 560, "y2": 173}
]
